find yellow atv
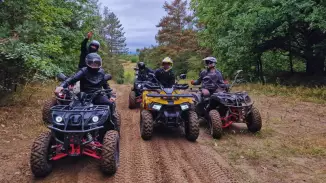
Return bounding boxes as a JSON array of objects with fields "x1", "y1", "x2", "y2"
[{"x1": 139, "y1": 74, "x2": 199, "y2": 141}]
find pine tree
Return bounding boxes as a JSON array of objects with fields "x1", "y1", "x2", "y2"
[
  {"x1": 155, "y1": 0, "x2": 199, "y2": 54},
  {"x1": 102, "y1": 7, "x2": 128, "y2": 56}
]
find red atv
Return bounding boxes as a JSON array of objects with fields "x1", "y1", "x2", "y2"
[{"x1": 191, "y1": 70, "x2": 262, "y2": 139}]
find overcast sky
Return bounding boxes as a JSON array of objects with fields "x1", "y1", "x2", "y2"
[{"x1": 98, "y1": 0, "x2": 172, "y2": 53}]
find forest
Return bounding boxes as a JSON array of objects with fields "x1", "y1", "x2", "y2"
[
  {"x1": 0, "y1": 0, "x2": 127, "y2": 96},
  {"x1": 1, "y1": 0, "x2": 326, "y2": 98},
  {"x1": 139, "y1": 0, "x2": 326, "y2": 86}
]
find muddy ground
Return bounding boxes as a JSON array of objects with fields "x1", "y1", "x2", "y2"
[{"x1": 0, "y1": 84, "x2": 325, "y2": 183}]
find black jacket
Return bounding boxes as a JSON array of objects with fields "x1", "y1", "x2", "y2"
[
  {"x1": 154, "y1": 68, "x2": 175, "y2": 88},
  {"x1": 193, "y1": 69, "x2": 224, "y2": 89},
  {"x1": 60, "y1": 67, "x2": 112, "y2": 95},
  {"x1": 137, "y1": 67, "x2": 154, "y2": 81},
  {"x1": 78, "y1": 38, "x2": 89, "y2": 69}
]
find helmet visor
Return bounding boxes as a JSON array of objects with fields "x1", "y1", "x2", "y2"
[
  {"x1": 205, "y1": 60, "x2": 214, "y2": 65},
  {"x1": 87, "y1": 59, "x2": 102, "y2": 69}
]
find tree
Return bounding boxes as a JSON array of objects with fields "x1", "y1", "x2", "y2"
[
  {"x1": 156, "y1": 0, "x2": 198, "y2": 52},
  {"x1": 192, "y1": 0, "x2": 326, "y2": 79},
  {"x1": 102, "y1": 7, "x2": 128, "y2": 56}
]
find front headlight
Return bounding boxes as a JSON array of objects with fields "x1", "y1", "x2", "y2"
[
  {"x1": 152, "y1": 104, "x2": 162, "y2": 111},
  {"x1": 180, "y1": 104, "x2": 189, "y2": 111},
  {"x1": 137, "y1": 84, "x2": 142, "y2": 88},
  {"x1": 55, "y1": 116, "x2": 63, "y2": 123},
  {"x1": 92, "y1": 116, "x2": 99, "y2": 122}
]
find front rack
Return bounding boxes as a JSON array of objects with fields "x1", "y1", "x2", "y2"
[
  {"x1": 49, "y1": 105, "x2": 110, "y2": 132},
  {"x1": 146, "y1": 93, "x2": 194, "y2": 98}
]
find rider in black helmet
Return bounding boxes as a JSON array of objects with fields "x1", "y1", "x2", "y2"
[
  {"x1": 78, "y1": 31, "x2": 101, "y2": 69},
  {"x1": 136, "y1": 61, "x2": 154, "y2": 81},
  {"x1": 55, "y1": 53, "x2": 118, "y2": 136}
]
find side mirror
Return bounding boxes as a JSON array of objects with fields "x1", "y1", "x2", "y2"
[
  {"x1": 57, "y1": 73, "x2": 67, "y2": 82},
  {"x1": 149, "y1": 73, "x2": 155, "y2": 77},
  {"x1": 104, "y1": 74, "x2": 112, "y2": 81},
  {"x1": 179, "y1": 74, "x2": 186, "y2": 79}
]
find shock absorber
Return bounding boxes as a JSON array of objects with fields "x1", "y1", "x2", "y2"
[{"x1": 87, "y1": 133, "x2": 92, "y2": 141}]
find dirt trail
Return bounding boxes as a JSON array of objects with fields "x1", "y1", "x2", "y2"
[{"x1": 0, "y1": 84, "x2": 238, "y2": 183}]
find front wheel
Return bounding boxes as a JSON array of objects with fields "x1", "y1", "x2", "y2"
[
  {"x1": 185, "y1": 110, "x2": 199, "y2": 141},
  {"x1": 101, "y1": 130, "x2": 120, "y2": 175},
  {"x1": 30, "y1": 131, "x2": 53, "y2": 177},
  {"x1": 208, "y1": 110, "x2": 223, "y2": 139},
  {"x1": 246, "y1": 107, "x2": 262, "y2": 133},
  {"x1": 140, "y1": 110, "x2": 153, "y2": 140},
  {"x1": 42, "y1": 98, "x2": 57, "y2": 124}
]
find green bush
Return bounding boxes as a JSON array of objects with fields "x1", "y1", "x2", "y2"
[{"x1": 131, "y1": 56, "x2": 138, "y2": 63}]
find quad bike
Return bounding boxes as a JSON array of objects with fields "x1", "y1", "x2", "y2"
[
  {"x1": 128, "y1": 70, "x2": 157, "y2": 109},
  {"x1": 191, "y1": 70, "x2": 262, "y2": 139},
  {"x1": 31, "y1": 79, "x2": 121, "y2": 177},
  {"x1": 42, "y1": 73, "x2": 73, "y2": 124},
  {"x1": 139, "y1": 73, "x2": 199, "y2": 141}
]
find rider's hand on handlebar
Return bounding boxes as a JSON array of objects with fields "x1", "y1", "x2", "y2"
[
  {"x1": 54, "y1": 86, "x2": 64, "y2": 94},
  {"x1": 109, "y1": 97, "x2": 116, "y2": 102}
]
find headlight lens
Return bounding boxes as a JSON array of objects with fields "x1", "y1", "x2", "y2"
[
  {"x1": 152, "y1": 104, "x2": 162, "y2": 111},
  {"x1": 92, "y1": 116, "x2": 99, "y2": 122},
  {"x1": 55, "y1": 116, "x2": 63, "y2": 123},
  {"x1": 180, "y1": 104, "x2": 189, "y2": 111},
  {"x1": 137, "y1": 84, "x2": 142, "y2": 88}
]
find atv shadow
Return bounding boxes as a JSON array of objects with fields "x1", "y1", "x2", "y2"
[
  {"x1": 198, "y1": 118, "x2": 253, "y2": 136},
  {"x1": 32, "y1": 156, "x2": 103, "y2": 182},
  {"x1": 151, "y1": 125, "x2": 188, "y2": 140}
]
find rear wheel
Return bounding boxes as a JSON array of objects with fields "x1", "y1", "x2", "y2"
[
  {"x1": 140, "y1": 110, "x2": 153, "y2": 140},
  {"x1": 42, "y1": 98, "x2": 57, "y2": 124},
  {"x1": 113, "y1": 111, "x2": 121, "y2": 133},
  {"x1": 209, "y1": 110, "x2": 223, "y2": 139},
  {"x1": 246, "y1": 106, "x2": 262, "y2": 133},
  {"x1": 128, "y1": 91, "x2": 137, "y2": 109},
  {"x1": 185, "y1": 110, "x2": 199, "y2": 141},
  {"x1": 101, "y1": 130, "x2": 120, "y2": 175},
  {"x1": 30, "y1": 131, "x2": 53, "y2": 177}
]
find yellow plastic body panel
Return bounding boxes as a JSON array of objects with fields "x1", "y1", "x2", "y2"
[{"x1": 141, "y1": 89, "x2": 193, "y2": 110}]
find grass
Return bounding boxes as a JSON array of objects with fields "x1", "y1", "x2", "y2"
[
  {"x1": 122, "y1": 61, "x2": 136, "y2": 84},
  {"x1": 234, "y1": 83, "x2": 326, "y2": 104}
]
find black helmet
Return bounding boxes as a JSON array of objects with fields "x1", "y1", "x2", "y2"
[
  {"x1": 88, "y1": 40, "x2": 100, "y2": 53},
  {"x1": 85, "y1": 53, "x2": 102, "y2": 71},
  {"x1": 138, "y1": 62, "x2": 145, "y2": 70}
]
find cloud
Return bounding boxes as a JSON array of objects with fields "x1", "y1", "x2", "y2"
[{"x1": 98, "y1": 0, "x2": 171, "y2": 52}]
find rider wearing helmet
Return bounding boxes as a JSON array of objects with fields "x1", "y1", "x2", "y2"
[
  {"x1": 136, "y1": 61, "x2": 154, "y2": 81},
  {"x1": 78, "y1": 32, "x2": 101, "y2": 69},
  {"x1": 154, "y1": 57, "x2": 175, "y2": 88},
  {"x1": 55, "y1": 53, "x2": 118, "y2": 131},
  {"x1": 191, "y1": 57, "x2": 225, "y2": 97}
]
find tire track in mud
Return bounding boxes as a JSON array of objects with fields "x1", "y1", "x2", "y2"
[{"x1": 27, "y1": 84, "x2": 238, "y2": 183}]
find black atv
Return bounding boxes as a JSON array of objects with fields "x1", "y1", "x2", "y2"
[
  {"x1": 42, "y1": 73, "x2": 73, "y2": 124},
  {"x1": 192, "y1": 70, "x2": 262, "y2": 139},
  {"x1": 128, "y1": 68, "x2": 156, "y2": 109},
  {"x1": 31, "y1": 82, "x2": 121, "y2": 177}
]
